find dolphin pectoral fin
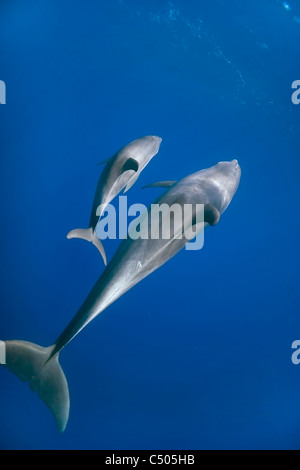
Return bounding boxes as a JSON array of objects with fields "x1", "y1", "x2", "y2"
[
  {"x1": 204, "y1": 204, "x2": 220, "y2": 226},
  {"x1": 3, "y1": 340, "x2": 70, "y2": 432},
  {"x1": 67, "y1": 228, "x2": 107, "y2": 265},
  {"x1": 120, "y1": 160, "x2": 140, "y2": 192},
  {"x1": 123, "y1": 173, "x2": 139, "y2": 193},
  {"x1": 142, "y1": 181, "x2": 177, "y2": 189}
]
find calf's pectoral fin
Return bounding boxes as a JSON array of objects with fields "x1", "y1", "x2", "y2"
[
  {"x1": 123, "y1": 173, "x2": 139, "y2": 193},
  {"x1": 120, "y1": 158, "x2": 140, "y2": 193}
]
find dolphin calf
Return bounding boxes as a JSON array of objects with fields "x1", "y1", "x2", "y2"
[
  {"x1": 67, "y1": 135, "x2": 162, "y2": 265},
  {"x1": 2, "y1": 159, "x2": 241, "y2": 432}
]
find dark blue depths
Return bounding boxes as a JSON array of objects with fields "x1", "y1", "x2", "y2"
[{"x1": 0, "y1": 0, "x2": 300, "y2": 450}]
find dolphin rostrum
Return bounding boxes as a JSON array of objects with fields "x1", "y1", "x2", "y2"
[
  {"x1": 67, "y1": 135, "x2": 162, "y2": 265},
  {"x1": 1, "y1": 159, "x2": 241, "y2": 432}
]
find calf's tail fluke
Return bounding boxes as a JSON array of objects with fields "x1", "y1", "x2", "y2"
[
  {"x1": 67, "y1": 227, "x2": 107, "y2": 265},
  {"x1": 2, "y1": 340, "x2": 70, "y2": 432}
]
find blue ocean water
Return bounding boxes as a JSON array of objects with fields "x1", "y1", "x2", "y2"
[{"x1": 1, "y1": 0, "x2": 300, "y2": 450}]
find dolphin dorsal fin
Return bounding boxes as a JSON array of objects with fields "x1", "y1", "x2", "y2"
[
  {"x1": 203, "y1": 204, "x2": 220, "y2": 226},
  {"x1": 143, "y1": 181, "x2": 177, "y2": 189},
  {"x1": 97, "y1": 157, "x2": 111, "y2": 166}
]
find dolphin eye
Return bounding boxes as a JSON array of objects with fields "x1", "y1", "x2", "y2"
[{"x1": 122, "y1": 158, "x2": 139, "y2": 173}]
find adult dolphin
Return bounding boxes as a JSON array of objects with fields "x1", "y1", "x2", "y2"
[
  {"x1": 1, "y1": 160, "x2": 241, "y2": 432},
  {"x1": 67, "y1": 135, "x2": 162, "y2": 265}
]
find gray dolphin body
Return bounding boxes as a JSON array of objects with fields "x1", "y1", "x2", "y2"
[
  {"x1": 67, "y1": 135, "x2": 162, "y2": 265},
  {"x1": 2, "y1": 160, "x2": 241, "y2": 432}
]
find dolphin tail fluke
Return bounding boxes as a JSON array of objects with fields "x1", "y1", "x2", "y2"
[
  {"x1": 67, "y1": 227, "x2": 107, "y2": 265},
  {"x1": 3, "y1": 340, "x2": 70, "y2": 432}
]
